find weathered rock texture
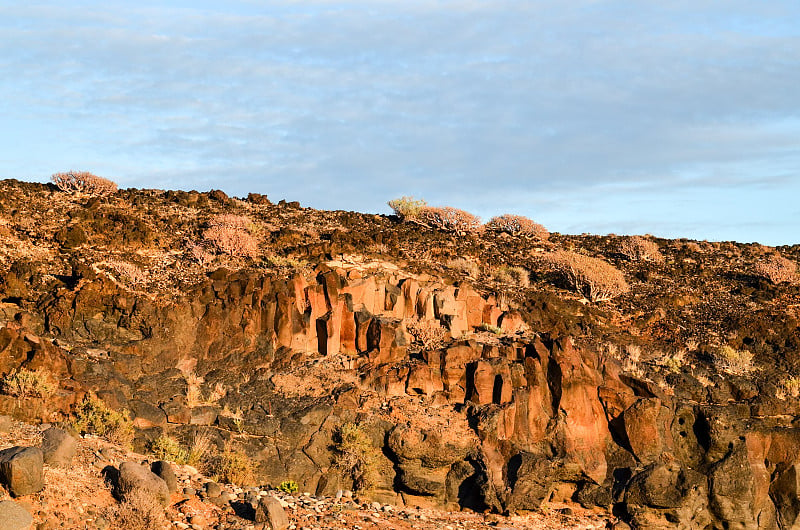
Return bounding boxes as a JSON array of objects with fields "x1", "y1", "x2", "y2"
[{"x1": 2, "y1": 180, "x2": 800, "y2": 529}]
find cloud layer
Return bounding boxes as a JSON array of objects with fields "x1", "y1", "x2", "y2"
[{"x1": 1, "y1": 1, "x2": 798, "y2": 244}]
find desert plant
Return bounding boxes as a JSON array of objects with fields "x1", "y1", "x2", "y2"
[
  {"x1": 406, "y1": 319, "x2": 449, "y2": 350},
  {"x1": 619, "y1": 236, "x2": 664, "y2": 264},
  {"x1": 387, "y1": 196, "x2": 428, "y2": 220},
  {"x1": 206, "y1": 443, "x2": 255, "y2": 485},
  {"x1": 51, "y1": 171, "x2": 118, "y2": 196},
  {"x1": 778, "y1": 376, "x2": 800, "y2": 400},
  {"x1": 148, "y1": 435, "x2": 189, "y2": 464},
  {"x1": 714, "y1": 345, "x2": 754, "y2": 375},
  {"x1": 417, "y1": 206, "x2": 482, "y2": 233},
  {"x1": 446, "y1": 257, "x2": 479, "y2": 277},
  {"x1": 753, "y1": 255, "x2": 798, "y2": 285},
  {"x1": 486, "y1": 214, "x2": 549, "y2": 240},
  {"x1": 278, "y1": 480, "x2": 299, "y2": 494},
  {"x1": 70, "y1": 394, "x2": 134, "y2": 448},
  {"x1": 106, "y1": 488, "x2": 168, "y2": 530},
  {"x1": 333, "y1": 422, "x2": 377, "y2": 491},
  {"x1": 543, "y1": 250, "x2": 629, "y2": 302},
  {"x1": 0, "y1": 368, "x2": 57, "y2": 398},
  {"x1": 477, "y1": 323, "x2": 502, "y2": 335},
  {"x1": 97, "y1": 260, "x2": 148, "y2": 286},
  {"x1": 186, "y1": 430, "x2": 214, "y2": 467},
  {"x1": 491, "y1": 265, "x2": 530, "y2": 288},
  {"x1": 203, "y1": 214, "x2": 259, "y2": 258}
]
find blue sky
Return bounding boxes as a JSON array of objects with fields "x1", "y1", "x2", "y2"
[{"x1": 1, "y1": 1, "x2": 799, "y2": 245}]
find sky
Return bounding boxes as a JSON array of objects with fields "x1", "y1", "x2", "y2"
[{"x1": 1, "y1": 1, "x2": 799, "y2": 245}]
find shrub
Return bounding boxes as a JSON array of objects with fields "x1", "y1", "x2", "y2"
[
  {"x1": 619, "y1": 236, "x2": 664, "y2": 264},
  {"x1": 446, "y1": 257, "x2": 479, "y2": 277},
  {"x1": 70, "y1": 394, "x2": 134, "y2": 448},
  {"x1": 417, "y1": 206, "x2": 481, "y2": 233},
  {"x1": 388, "y1": 196, "x2": 428, "y2": 220},
  {"x1": 714, "y1": 345, "x2": 754, "y2": 375},
  {"x1": 486, "y1": 215, "x2": 549, "y2": 239},
  {"x1": 278, "y1": 480, "x2": 299, "y2": 494},
  {"x1": 0, "y1": 368, "x2": 57, "y2": 398},
  {"x1": 543, "y1": 250, "x2": 629, "y2": 302},
  {"x1": 206, "y1": 443, "x2": 255, "y2": 485},
  {"x1": 778, "y1": 376, "x2": 800, "y2": 400},
  {"x1": 106, "y1": 489, "x2": 168, "y2": 530},
  {"x1": 491, "y1": 265, "x2": 530, "y2": 288},
  {"x1": 51, "y1": 171, "x2": 118, "y2": 196},
  {"x1": 148, "y1": 435, "x2": 189, "y2": 464},
  {"x1": 203, "y1": 214, "x2": 259, "y2": 258},
  {"x1": 406, "y1": 319, "x2": 449, "y2": 351},
  {"x1": 477, "y1": 323, "x2": 502, "y2": 335},
  {"x1": 97, "y1": 260, "x2": 147, "y2": 286},
  {"x1": 753, "y1": 255, "x2": 798, "y2": 284},
  {"x1": 333, "y1": 422, "x2": 377, "y2": 491}
]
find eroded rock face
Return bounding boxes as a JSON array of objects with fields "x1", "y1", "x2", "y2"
[{"x1": 8, "y1": 261, "x2": 800, "y2": 528}]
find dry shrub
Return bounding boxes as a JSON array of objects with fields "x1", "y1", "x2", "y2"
[
  {"x1": 446, "y1": 257, "x2": 479, "y2": 277},
  {"x1": 51, "y1": 171, "x2": 118, "y2": 196},
  {"x1": 387, "y1": 196, "x2": 427, "y2": 220},
  {"x1": 106, "y1": 489, "x2": 168, "y2": 530},
  {"x1": 148, "y1": 435, "x2": 189, "y2": 464},
  {"x1": 203, "y1": 214, "x2": 258, "y2": 257},
  {"x1": 753, "y1": 255, "x2": 798, "y2": 284},
  {"x1": 543, "y1": 250, "x2": 629, "y2": 302},
  {"x1": 619, "y1": 236, "x2": 664, "y2": 264},
  {"x1": 70, "y1": 394, "x2": 134, "y2": 448},
  {"x1": 205, "y1": 442, "x2": 255, "y2": 485},
  {"x1": 98, "y1": 260, "x2": 147, "y2": 286},
  {"x1": 1, "y1": 368, "x2": 57, "y2": 397},
  {"x1": 417, "y1": 206, "x2": 481, "y2": 233},
  {"x1": 333, "y1": 422, "x2": 377, "y2": 491},
  {"x1": 714, "y1": 345, "x2": 754, "y2": 375},
  {"x1": 492, "y1": 265, "x2": 530, "y2": 288},
  {"x1": 778, "y1": 376, "x2": 800, "y2": 400},
  {"x1": 407, "y1": 319, "x2": 449, "y2": 350},
  {"x1": 187, "y1": 242, "x2": 214, "y2": 266},
  {"x1": 486, "y1": 214, "x2": 549, "y2": 240}
]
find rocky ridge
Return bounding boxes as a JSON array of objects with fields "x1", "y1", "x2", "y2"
[{"x1": 0, "y1": 179, "x2": 800, "y2": 528}]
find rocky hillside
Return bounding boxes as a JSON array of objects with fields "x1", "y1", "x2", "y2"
[{"x1": 1, "y1": 178, "x2": 800, "y2": 529}]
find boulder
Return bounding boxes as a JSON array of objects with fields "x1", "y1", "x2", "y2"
[
  {"x1": 117, "y1": 461, "x2": 170, "y2": 507},
  {"x1": 40, "y1": 427, "x2": 77, "y2": 468},
  {"x1": 708, "y1": 440, "x2": 757, "y2": 529},
  {"x1": 255, "y1": 496, "x2": 289, "y2": 530},
  {"x1": 769, "y1": 463, "x2": 800, "y2": 528},
  {"x1": 624, "y1": 463, "x2": 711, "y2": 529},
  {"x1": 0, "y1": 500, "x2": 32, "y2": 530},
  {"x1": 151, "y1": 461, "x2": 178, "y2": 493},
  {"x1": 0, "y1": 447, "x2": 44, "y2": 497}
]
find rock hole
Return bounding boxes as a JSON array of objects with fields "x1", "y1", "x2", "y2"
[{"x1": 492, "y1": 375, "x2": 504, "y2": 404}]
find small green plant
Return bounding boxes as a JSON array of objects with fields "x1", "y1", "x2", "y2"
[
  {"x1": 70, "y1": 394, "x2": 134, "y2": 448},
  {"x1": 206, "y1": 443, "x2": 255, "y2": 485},
  {"x1": 148, "y1": 435, "x2": 189, "y2": 464},
  {"x1": 278, "y1": 480, "x2": 299, "y2": 494},
  {"x1": 387, "y1": 196, "x2": 427, "y2": 220},
  {"x1": 333, "y1": 422, "x2": 377, "y2": 491},
  {"x1": 1, "y1": 368, "x2": 57, "y2": 398},
  {"x1": 477, "y1": 323, "x2": 502, "y2": 335}
]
